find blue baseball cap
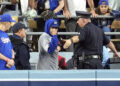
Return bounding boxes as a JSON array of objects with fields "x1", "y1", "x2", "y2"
[
  {"x1": 98, "y1": 0, "x2": 109, "y2": 5},
  {"x1": 0, "y1": 14, "x2": 16, "y2": 22},
  {"x1": 51, "y1": 20, "x2": 59, "y2": 28},
  {"x1": 12, "y1": 22, "x2": 27, "y2": 33}
]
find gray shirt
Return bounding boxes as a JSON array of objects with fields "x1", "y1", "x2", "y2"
[{"x1": 37, "y1": 33, "x2": 58, "y2": 70}]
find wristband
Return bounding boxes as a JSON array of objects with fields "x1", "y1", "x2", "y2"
[
  {"x1": 6, "y1": 58, "x2": 9, "y2": 62},
  {"x1": 91, "y1": 8, "x2": 95, "y2": 10}
]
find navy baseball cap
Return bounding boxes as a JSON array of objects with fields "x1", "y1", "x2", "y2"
[
  {"x1": 76, "y1": 11, "x2": 91, "y2": 18},
  {"x1": 51, "y1": 20, "x2": 59, "y2": 28},
  {"x1": 98, "y1": 0, "x2": 109, "y2": 5},
  {"x1": 12, "y1": 22, "x2": 27, "y2": 33},
  {"x1": 0, "y1": 14, "x2": 16, "y2": 22}
]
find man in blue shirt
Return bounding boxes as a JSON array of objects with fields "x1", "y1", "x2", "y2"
[
  {"x1": 49, "y1": 0, "x2": 64, "y2": 15},
  {"x1": 0, "y1": 14, "x2": 16, "y2": 70}
]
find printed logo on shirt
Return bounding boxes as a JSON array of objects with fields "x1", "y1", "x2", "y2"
[{"x1": 1, "y1": 37, "x2": 10, "y2": 43}]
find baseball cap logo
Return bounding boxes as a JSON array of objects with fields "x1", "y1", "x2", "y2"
[
  {"x1": 102, "y1": 2, "x2": 106, "y2": 5},
  {"x1": 54, "y1": 21, "x2": 57, "y2": 25}
]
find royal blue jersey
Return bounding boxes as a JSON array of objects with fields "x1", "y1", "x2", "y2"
[
  {"x1": 49, "y1": 0, "x2": 62, "y2": 15},
  {"x1": 0, "y1": 30, "x2": 16, "y2": 70}
]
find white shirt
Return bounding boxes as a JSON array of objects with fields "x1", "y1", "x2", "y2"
[
  {"x1": 20, "y1": 0, "x2": 29, "y2": 14},
  {"x1": 108, "y1": 0, "x2": 120, "y2": 11},
  {"x1": 67, "y1": 0, "x2": 87, "y2": 16}
]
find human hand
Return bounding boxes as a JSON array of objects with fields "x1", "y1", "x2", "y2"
[
  {"x1": 90, "y1": 10, "x2": 98, "y2": 18},
  {"x1": 6, "y1": 59, "x2": 15, "y2": 68},
  {"x1": 57, "y1": 46, "x2": 61, "y2": 52},
  {"x1": 113, "y1": 52, "x2": 120, "y2": 58},
  {"x1": 64, "y1": 10, "x2": 71, "y2": 19},
  {"x1": 63, "y1": 39, "x2": 72, "y2": 49}
]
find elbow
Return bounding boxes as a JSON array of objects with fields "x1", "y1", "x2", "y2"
[{"x1": 107, "y1": 41, "x2": 112, "y2": 47}]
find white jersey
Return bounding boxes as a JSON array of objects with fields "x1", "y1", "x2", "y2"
[{"x1": 67, "y1": 0, "x2": 87, "y2": 16}]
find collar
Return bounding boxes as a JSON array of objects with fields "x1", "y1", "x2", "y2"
[{"x1": 13, "y1": 34, "x2": 22, "y2": 40}]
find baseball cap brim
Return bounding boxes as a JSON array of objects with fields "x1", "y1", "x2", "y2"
[
  {"x1": 10, "y1": 20, "x2": 16, "y2": 22},
  {"x1": 51, "y1": 25, "x2": 59, "y2": 28}
]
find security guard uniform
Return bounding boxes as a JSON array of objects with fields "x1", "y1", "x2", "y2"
[{"x1": 73, "y1": 11, "x2": 110, "y2": 69}]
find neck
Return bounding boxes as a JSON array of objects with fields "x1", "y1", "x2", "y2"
[
  {"x1": 84, "y1": 20, "x2": 91, "y2": 27},
  {"x1": 14, "y1": 33, "x2": 22, "y2": 39}
]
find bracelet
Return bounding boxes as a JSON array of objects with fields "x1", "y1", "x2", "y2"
[
  {"x1": 91, "y1": 8, "x2": 95, "y2": 10},
  {"x1": 6, "y1": 58, "x2": 9, "y2": 62}
]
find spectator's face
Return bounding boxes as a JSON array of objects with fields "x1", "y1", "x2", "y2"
[
  {"x1": 99, "y1": 5, "x2": 109, "y2": 14},
  {"x1": 50, "y1": 27, "x2": 58, "y2": 36},
  {"x1": 5, "y1": 22, "x2": 11, "y2": 31},
  {"x1": 77, "y1": 18, "x2": 85, "y2": 28},
  {"x1": 19, "y1": 28, "x2": 26, "y2": 38}
]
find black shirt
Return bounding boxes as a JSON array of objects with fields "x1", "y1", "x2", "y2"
[
  {"x1": 74, "y1": 22, "x2": 110, "y2": 56},
  {"x1": 10, "y1": 34, "x2": 31, "y2": 70}
]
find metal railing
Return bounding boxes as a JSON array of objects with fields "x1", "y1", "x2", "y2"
[
  {"x1": 0, "y1": 1, "x2": 11, "y2": 5},
  {"x1": 8, "y1": 32, "x2": 120, "y2": 36},
  {"x1": 20, "y1": 15, "x2": 114, "y2": 19}
]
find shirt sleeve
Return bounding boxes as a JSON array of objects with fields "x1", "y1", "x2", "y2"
[
  {"x1": 78, "y1": 29, "x2": 87, "y2": 41},
  {"x1": 38, "y1": 35, "x2": 49, "y2": 53}
]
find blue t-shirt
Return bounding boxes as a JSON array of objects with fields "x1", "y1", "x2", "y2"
[
  {"x1": 49, "y1": 0, "x2": 62, "y2": 15},
  {"x1": 0, "y1": 30, "x2": 16, "y2": 70}
]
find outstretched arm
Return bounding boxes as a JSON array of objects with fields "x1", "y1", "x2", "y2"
[
  {"x1": 63, "y1": 36, "x2": 79, "y2": 49},
  {"x1": 107, "y1": 41, "x2": 120, "y2": 58}
]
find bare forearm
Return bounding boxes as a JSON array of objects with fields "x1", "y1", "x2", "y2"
[
  {"x1": 107, "y1": 41, "x2": 117, "y2": 54},
  {"x1": 29, "y1": 0, "x2": 34, "y2": 9},
  {"x1": 71, "y1": 36, "x2": 80, "y2": 43},
  {"x1": 0, "y1": 53, "x2": 9, "y2": 62},
  {"x1": 87, "y1": 0, "x2": 95, "y2": 10},
  {"x1": 12, "y1": 50, "x2": 15, "y2": 59},
  {"x1": 54, "y1": 0, "x2": 64, "y2": 13},
  {"x1": 64, "y1": 0, "x2": 68, "y2": 11}
]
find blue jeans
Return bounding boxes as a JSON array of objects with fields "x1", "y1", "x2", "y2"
[
  {"x1": 102, "y1": 26, "x2": 111, "y2": 67},
  {"x1": 102, "y1": 46, "x2": 109, "y2": 67},
  {"x1": 102, "y1": 26, "x2": 111, "y2": 40}
]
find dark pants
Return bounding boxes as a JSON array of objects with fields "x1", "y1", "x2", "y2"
[
  {"x1": 77, "y1": 58, "x2": 103, "y2": 69},
  {"x1": 65, "y1": 19, "x2": 77, "y2": 52}
]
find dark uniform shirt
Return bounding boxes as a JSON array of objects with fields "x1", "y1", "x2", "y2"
[
  {"x1": 10, "y1": 34, "x2": 31, "y2": 70},
  {"x1": 74, "y1": 22, "x2": 110, "y2": 56}
]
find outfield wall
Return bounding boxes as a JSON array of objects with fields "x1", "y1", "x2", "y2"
[{"x1": 0, "y1": 70, "x2": 120, "y2": 86}]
